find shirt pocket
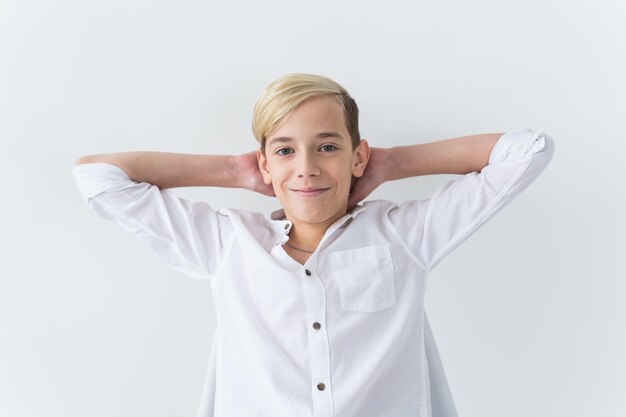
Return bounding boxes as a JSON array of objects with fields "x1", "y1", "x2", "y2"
[{"x1": 329, "y1": 244, "x2": 396, "y2": 313}]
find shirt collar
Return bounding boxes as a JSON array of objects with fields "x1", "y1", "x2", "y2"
[{"x1": 270, "y1": 203, "x2": 368, "y2": 245}]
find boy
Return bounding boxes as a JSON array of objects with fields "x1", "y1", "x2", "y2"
[{"x1": 73, "y1": 73, "x2": 555, "y2": 417}]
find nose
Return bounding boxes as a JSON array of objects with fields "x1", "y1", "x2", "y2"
[{"x1": 296, "y1": 151, "x2": 320, "y2": 178}]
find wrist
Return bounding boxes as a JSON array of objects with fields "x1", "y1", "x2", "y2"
[{"x1": 232, "y1": 151, "x2": 267, "y2": 192}]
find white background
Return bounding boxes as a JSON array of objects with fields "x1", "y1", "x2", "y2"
[{"x1": 1, "y1": 1, "x2": 624, "y2": 416}]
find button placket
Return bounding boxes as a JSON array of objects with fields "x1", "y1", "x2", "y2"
[
  {"x1": 302, "y1": 266, "x2": 334, "y2": 415},
  {"x1": 307, "y1": 270, "x2": 321, "y2": 328}
]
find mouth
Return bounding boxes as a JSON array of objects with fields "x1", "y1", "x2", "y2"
[{"x1": 290, "y1": 188, "x2": 330, "y2": 197}]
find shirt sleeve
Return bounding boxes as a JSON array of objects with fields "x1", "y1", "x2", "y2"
[
  {"x1": 72, "y1": 162, "x2": 234, "y2": 283},
  {"x1": 387, "y1": 126, "x2": 555, "y2": 272}
]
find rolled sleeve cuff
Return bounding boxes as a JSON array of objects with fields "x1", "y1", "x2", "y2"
[
  {"x1": 72, "y1": 162, "x2": 135, "y2": 202},
  {"x1": 488, "y1": 126, "x2": 547, "y2": 165}
]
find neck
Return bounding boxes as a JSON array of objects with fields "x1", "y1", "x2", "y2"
[
  {"x1": 287, "y1": 224, "x2": 326, "y2": 252},
  {"x1": 285, "y1": 210, "x2": 347, "y2": 252}
]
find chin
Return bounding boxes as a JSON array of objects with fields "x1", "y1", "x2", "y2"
[
  {"x1": 291, "y1": 211, "x2": 324, "y2": 222},
  {"x1": 291, "y1": 208, "x2": 338, "y2": 222}
]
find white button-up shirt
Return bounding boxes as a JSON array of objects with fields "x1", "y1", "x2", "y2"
[{"x1": 73, "y1": 126, "x2": 555, "y2": 417}]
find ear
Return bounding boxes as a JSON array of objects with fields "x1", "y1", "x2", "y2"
[
  {"x1": 256, "y1": 148, "x2": 273, "y2": 185},
  {"x1": 351, "y1": 139, "x2": 370, "y2": 178}
]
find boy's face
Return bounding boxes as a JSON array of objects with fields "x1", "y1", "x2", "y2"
[{"x1": 257, "y1": 95, "x2": 369, "y2": 226}]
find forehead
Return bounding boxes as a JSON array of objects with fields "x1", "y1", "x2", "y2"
[{"x1": 268, "y1": 96, "x2": 346, "y2": 141}]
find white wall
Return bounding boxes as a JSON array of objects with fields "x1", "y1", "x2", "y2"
[{"x1": 1, "y1": 0, "x2": 624, "y2": 416}]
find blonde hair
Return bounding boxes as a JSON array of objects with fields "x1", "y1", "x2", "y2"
[{"x1": 251, "y1": 73, "x2": 361, "y2": 155}]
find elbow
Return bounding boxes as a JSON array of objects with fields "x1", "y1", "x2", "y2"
[
  {"x1": 74, "y1": 156, "x2": 95, "y2": 166},
  {"x1": 75, "y1": 156, "x2": 91, "y2": 165}
]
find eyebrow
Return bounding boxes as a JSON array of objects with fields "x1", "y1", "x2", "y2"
[{"x1": 268, "y1": 131, "x2": 344, "y2": 147}]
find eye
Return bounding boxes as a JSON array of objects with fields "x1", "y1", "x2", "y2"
[
  {"x1": 276, "y1": 148, "x2": 293, "y2": 156},
  {"x1": 320, "y1": 144, "x2": 337, "y2": 152}
]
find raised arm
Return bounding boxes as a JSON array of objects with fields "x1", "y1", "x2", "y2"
[
  {"x1": 385, "y1": 126, "x2": 555, "y2": 271},
  {"x1": 72, "y1": 149, "x2": 276, "y2": 283},
  {"x1": 74, "y1": 150, "x2": 274, "y2": 196}
]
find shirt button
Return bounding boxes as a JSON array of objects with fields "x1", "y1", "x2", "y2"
[
  {"x1": 317, "y1": 382, "x2": 326, "y2": 391},
  {"x1": 305, "y1": 269, "x2": 311, "y2": 276},
  {"x1": 284, "y1": 223, "x2": 289, "y2": 230},
  {"x1": 312, "y1": 322, "x2": 321, "y2": 330}
]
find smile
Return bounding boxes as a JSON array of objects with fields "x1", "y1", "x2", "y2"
[{"x1": 290, "y1": 188, "x2": 330, "y2": 197}]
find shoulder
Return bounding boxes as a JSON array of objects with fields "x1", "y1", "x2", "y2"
[
  {"x1": 361, "y1": 198, "x2": 422, "y2": 213},
  {"x1": 217, "y1": 206, "x2": 280, "y2": 240},
  {"x1": 217, "y1": 206, "x2": 268, "y2": 224},
  {"x1": 358, "y1": 198, "x2": 430, "y2": 229}
]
